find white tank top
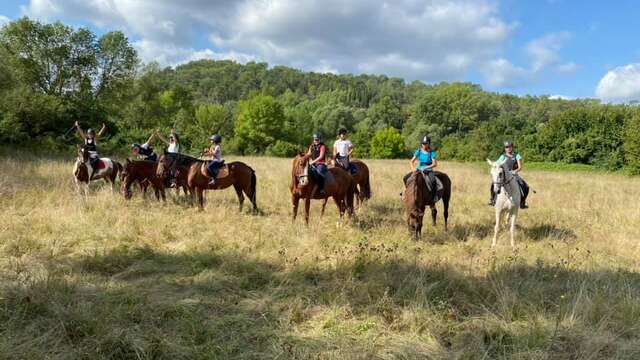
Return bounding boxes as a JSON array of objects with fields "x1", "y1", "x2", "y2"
[{"x1": 167, "y1": 143, "x2": 179, "y2": 153}]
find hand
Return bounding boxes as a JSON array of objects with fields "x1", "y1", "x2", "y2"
[{"x1": 74, "y1": 121, "x2": 79, "y2": 127}]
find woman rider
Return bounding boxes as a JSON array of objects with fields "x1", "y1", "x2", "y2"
[
  {"x1": 204, "y1": 134, "x2": 223, "y2": 185},
  {"x1": 404, "y1": 135, "x2": 438, "y2": 201},
  {"x1": 155, "y1": 128, "x2": 181, "y2": 186},
  {"x1": 488, "y1": 140, "x2": 529, "y2": 209},
  {"x1": 131, "y1": 132, "x2": 158, "y2": 162},
  {"x1": 307, "y1": 133, "x2": 327, "y2": 194},
  {"x1": 75, "y1": 121, "x2": 106, "y2": 178},
  {"x1": 333, "y1": 128, "x2": 354, "y2": 174}
]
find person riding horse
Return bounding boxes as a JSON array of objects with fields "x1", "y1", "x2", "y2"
[
  {"x1": 74, "y1": 121, "x2": 106, "y2": 179},
  {"x1": 203, "y1": 134, "x2": 224, "y2": 186},
  {"x1": 404, "y1": 135, "x2": 438, "y2": 202},
  {"x1": 488, "y1": 140, "x2": 529, "y2": 209},
  {"x1": 307, "y1": 133, "x2": 328, "y2": 195},
  {"x1": 333, "y1": 128, "x2": 356, "y2": 174},
  {"x1": 131, "y1": 132, "x2": 158, "y2": 162},
  {"x1": 155, "y1": 128, "x2": 181, "y2": 187}
]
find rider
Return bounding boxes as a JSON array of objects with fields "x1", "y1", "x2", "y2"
[
  {"x1": 204, "y1": 134, "x2": 223, "y2": 186},
  {"x1": 307, "y1": 133, "x2": 328, "y2": 195},
  {"x1": 131, "y1": 132, "x2": 158, "y2": 162},
  {"x1": 333, "y1": 128, "x2": 355, "y2": 174},
  {"x1": 75, "y1": 121, "x2": 106, "y2": 179},
  {"x1": 488, "y1": 140, "x2": 529, "y2": 209},
  {"x1": 404, "y1": 135, "x2": 438, "y2": 201},
  {"x1": 155, "y1": 128, "x2": 181, "y2": 186}
]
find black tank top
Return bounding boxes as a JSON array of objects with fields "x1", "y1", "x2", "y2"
[{"x1": 84, "y1": 138, "x2": 97, "y2": 152}]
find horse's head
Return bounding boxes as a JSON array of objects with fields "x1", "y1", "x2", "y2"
[
  {"x1": 292, "y1": 152, "x2": 311, "y2": 187},
  {"x1": 76, "y1": 144, "x2": 90, "y2": 164},
  {"x1": 487, "y1": 159, "x2": 507, "y2": 194},
  {"x1": 120, "y1": 158, "x2": 135, "y2": 199},
  {"x1": 403, "y1": 172, "x2": 425, "y2": 240}
]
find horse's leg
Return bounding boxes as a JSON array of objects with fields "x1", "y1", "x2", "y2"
[
  {"x1": 233, "y1": 183, "x2": 245, "y2": 213},
  {"x1": 292, "y1": 195, "x2": 300, "y2": 222},
  {"x1": 197, "y1": 187, "x2": 205, "y2": 210},
  {"x1": 333, "y1": 196, "x2": 344, "y2": 225},
  {"x1": 509, "y1": 211, "x2": 517, "y2": 248},
  {"x1": 443, "y1": 194, "x2": 449, "y2": 232},
  {"x1": 304, "y1": 196, "x2": 311, "y2": 226},
  {"x1": 320, "y1": 198, "x2": 328, "y2": 218},
  {"x1": 492, "y1": 208, "x2": 501, "y2": 247},
  {"x1": 431, "y1": 205, "x2": 437, "y2": 227}
]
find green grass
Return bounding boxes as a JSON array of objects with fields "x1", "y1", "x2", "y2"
[{"x1": 1, "y1": 155, "x2": 639, "y2": 359}]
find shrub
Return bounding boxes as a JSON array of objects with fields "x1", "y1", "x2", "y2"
[
  {"x1": 266, "y1": 140, "x2": 300, "y2": 157},
  {"x1": 369, "y1": 128, "x2": 407, "y2": 159}
]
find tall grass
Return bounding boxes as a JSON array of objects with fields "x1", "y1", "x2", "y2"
[{"x1": 1, "y1": 154, "x2": 639, "y2": 359}]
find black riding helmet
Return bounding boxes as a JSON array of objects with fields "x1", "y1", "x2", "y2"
[
  {"x1": 313, "y1": 133, "x2": 322, "y2": 141},
  {"x1": 131, "y1": 143, "x2": 141, "y2": 150},
  {"x1": 210, "y1": 134, "x2": 222, "y2": 143},
  {"x1": 337, "y1": 128, "x2": 347, "y2": 135},
  {"x1": 421, "y1": 135, "x2": 431, "y2": 145},
  {"x1": 87, "y1": 128, "x2": 95, "y2": 135},
  {"x1": 504, "y1": 140, "x2": 514, "y2": 148}
]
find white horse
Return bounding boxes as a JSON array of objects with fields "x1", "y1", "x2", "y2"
[{"x1": 487, "y1": 159, "x2": 521, "y2": 247}]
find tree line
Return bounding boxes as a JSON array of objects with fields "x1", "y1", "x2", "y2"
[{"x1": 1, "y1": 17, "x2": 639, "y2": 173}]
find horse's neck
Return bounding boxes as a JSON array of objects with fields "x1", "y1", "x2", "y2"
[{"x1": 501, "y1": 177, "x2": 520, "y2": 199}]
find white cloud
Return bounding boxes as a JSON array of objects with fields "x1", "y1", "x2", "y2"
[
  {"x1": 556, "y1": 62, "x2": 578, "y2": 73},
  {"x1": 548, "y1": 94, "x2": 573, "y2": 100},
  {"x1": 482, "y1": 58, "x2": 528, "y2": 88},
  {"x1": 596, "y1": 64, "x2": 640, "y2": 103},
  {"x1": 525, "y1": 31, "x2": 572, "y2": 72},
  {"x1": 22, "y1": 0, "x2": 517, "y2": 82},
  {"x1": 0, "y1": 15, "x2": 10, "y2": 27}
]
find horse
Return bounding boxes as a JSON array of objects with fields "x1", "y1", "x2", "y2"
[
  {"x1": 402, "y1": 171, "x2": 451, "y2": 240},
  {"x1": 330, "y1": 157, "x2": 372, "y2": 208},
  {"x1": 157, "y1": 153, "x2": 257, "y2": 212},
  {"x1": 291, "y1": 153, "x2": 355, "y2": 225},
  {"x1": 73, "y1": 144, "x2": 121, "y2": 198},
  {"x1": 487, "y1": 159, "x2": 521, "y2": 247},
  {"x1": 120, "y1": 159, "x2": 166, "y2": 201}
]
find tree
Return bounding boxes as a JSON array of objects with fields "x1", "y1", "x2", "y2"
[
  {"x1": 234, "y1": 95, "x2": 286, "y2": 154},
  {"x1": 624, "y1": 112, "x2": 640, "y2": 174},
  {"x1": 369, "y1": 128, "x2": 407, "y2": 159},
  {"x1": 367, "y1": 96, "x2": 404, "y2": 129}
]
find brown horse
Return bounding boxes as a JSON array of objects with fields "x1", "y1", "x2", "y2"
[
  {"x1": 120, "y1": 159, "x2": 166, "y2": 201},
  {"x1": 330, "y1": 158, "x2": 371, "y2": 208},
  {"x1": 158, "y1": 153, "x2": 257, "y2": 212},
  {"x1": 403, "y1": 171, "x2": 451, "y2": 240},
  {"x1": 291, "y1": 153, "x2": 355, "y2": 225},
  {"x1": 73, "y1": 145, "x2": 121, "y2": 198}
]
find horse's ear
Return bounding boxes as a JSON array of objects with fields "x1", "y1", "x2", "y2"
[
  {"x1": 126, "y1": 158, "x2": 131, "y2": 164},
  {"x1": 486, "y1": 159, "x2": 493, "y2": 166}
]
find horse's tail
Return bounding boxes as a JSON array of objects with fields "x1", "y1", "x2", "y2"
[
  {"x1": 114, "y1": 161, "x2": 123, "y2": 181},
  {"x1": 360, "y1": 173, "x2": 372, "y2": 200}
]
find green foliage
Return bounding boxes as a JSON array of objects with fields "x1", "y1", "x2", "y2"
[
  {"x1": 266, "y1": 140, "x2": 301, "y2": 157},
  {"x1": 623, "y1": 113, "x2": 640, "y2": 174},
  {"x1": 234, "y1": 95, "x2": 286, "y2": 154},
  {"x1": 369, "y1": 128, "x2": 407, "y2": 159}
]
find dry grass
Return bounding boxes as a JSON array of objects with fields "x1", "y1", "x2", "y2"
[{"x1": 1, "y1": 153, "x2": 640, "y2": 359}]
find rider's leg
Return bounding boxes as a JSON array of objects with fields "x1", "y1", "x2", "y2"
[
  {"x1": 426, "y1": 171, "x2": 437, "y2": 201},
  {"x1": 488, "y1": 183, "x2": 496, "y2": 206},
  {"x1": 207, "y1": 161, "x2": 219, "y2": 185},
  {"x1": 519, "y1": 178, "x2": 529, "y2": 209}
]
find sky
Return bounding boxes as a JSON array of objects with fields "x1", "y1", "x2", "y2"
[{"x1": 1, "y1": 0, "x2": 639, "y2": 102}]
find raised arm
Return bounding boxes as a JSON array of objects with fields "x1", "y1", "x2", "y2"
[
  {"x1": 155, "y1": 129, "x2": 169, "y2": 145},
  {"x1": 96, "y1": 123, "x2": 107, "y2": 139},
  {"x1": 145, "y1": 132, "x2": 155, "y2": 145},
  {"x1": 75, "y1": 121, "x2": 86, "y2": 139}
]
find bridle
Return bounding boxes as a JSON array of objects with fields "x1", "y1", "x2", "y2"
[
  {"x1": 295, "y1": 156, "x2": 310, "y2": 186},
  {"x1": 492, "y1": 164, "x2": 515, "y2": 194}
]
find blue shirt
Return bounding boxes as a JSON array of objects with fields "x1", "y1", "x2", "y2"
[
  {"x1": 497, "y1": 153, "x2": 522, "y2": 162},
  {"x1": 414, "y1": 149, "x2": 437, "y2": 171}
]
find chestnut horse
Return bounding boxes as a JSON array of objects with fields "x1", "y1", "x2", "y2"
[
  {"x1": 120, "y1": 159, "x2": 166, "y2": 201},
  {"x1": 73, "y1": 145, "x2": 121, "y2": 198},
  {"x1": 403, "y1": 171, "x2": 451, "y2": 240},
  {"x1": 157, "y1": 153, "x2": 257, "y2": 212},
  {"x1": 291, "y1": 153, "x2": 355, "y2": 225},
  {"x1": 330, "y1": 158, "x2": 371, "y2": 208}
]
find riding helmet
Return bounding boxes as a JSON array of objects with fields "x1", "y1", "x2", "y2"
[
  {"x1": 131, "y1": 143, "x2": 141, "y2": 149},
  {"x1": 338, "y1": 128, "x2": 347, "y2": 135},
  {"x1": 313, "y1": 133, "x2": 322, "y2": 141},
  {"x1": 87, "y1": 128, "x2": 95, "y2": 135},
  {"x1": 421, "y1": 135, "x2": 431, "y2": 145},
  {"x1": 210, "y1": 134, "x2": 222, "y2": 143},
  {"x1": 504, "y1": 140, "x2": 513, "y2": 147}
]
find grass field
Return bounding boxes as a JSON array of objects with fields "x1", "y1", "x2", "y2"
[{"x1": 1, "y1": 154, "x2": 640, "y2": 359}]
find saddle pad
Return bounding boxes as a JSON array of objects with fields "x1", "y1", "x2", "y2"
[
  {"x1": 97, "y1": 160, "x2": 107, "y2": 170},
  {"x1": 200, "y1": 163, "x2": 229, "y2": 179}
]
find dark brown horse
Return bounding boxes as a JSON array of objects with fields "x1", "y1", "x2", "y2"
[
  {"x1": 120, "y1": 159, "x2": 166, "y2": 201},
  {"x1": 158, "y1": 153, "x2": 257, "y2": 212},
  {"x1": 330, "y1": 158, "x2": 371, "y2": 207},
  {"x1": 403, "y1": 171, "x2": 451, "y2": 240},
  {"x1": 73, "y1": 145, "x2": 121, "y2": 199},
  {"x1": 291, "y1": 153, "x2": 355, "y2": 225}
]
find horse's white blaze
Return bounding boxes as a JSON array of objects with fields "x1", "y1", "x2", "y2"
[{"x1": 489, "y1": 161, "x2": 520, "y2": 247}]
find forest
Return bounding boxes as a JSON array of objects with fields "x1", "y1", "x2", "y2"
[{"x1": 1, "y1": 17, "x2": 639, "y2": 173}]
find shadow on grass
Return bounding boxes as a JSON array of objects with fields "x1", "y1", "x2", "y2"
[
  {"x1": 2, "y1": 244, "x2": 640, "y2": 358},
  {"x1": 523, "y1": 223, "x2": 578, "y2": 242}
]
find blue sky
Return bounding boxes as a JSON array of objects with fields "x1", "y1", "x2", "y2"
[{"x1": 1, "y1": 0, "x2": 639, "y2": 101}]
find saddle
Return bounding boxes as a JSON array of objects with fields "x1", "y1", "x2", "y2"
[
  {"x1": 420, "y1": 171, "x2": 444, "y2": 203},
  {"x1": 335, "y1": 157, "x2": 357, "y2": 175},
  {"x1": 200, "y1": 161, "x2": 229, "y2": 179}
]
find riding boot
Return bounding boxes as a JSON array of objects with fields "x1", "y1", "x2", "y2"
[{"x1": 488, "y1": 184, "x2": 496, "y2": 206}]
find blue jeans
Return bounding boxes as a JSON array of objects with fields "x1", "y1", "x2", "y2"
[{"x1": 207, "y1": 160, "x2": 223, "y2": 178}]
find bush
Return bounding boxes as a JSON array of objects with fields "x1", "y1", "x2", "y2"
[
  {"x1": 369, "y1": 128, "x2": 407, "y2": 159},
  {"x1": 624, "y1": 114, "x2": 640, "y2": 174},
  {"x1": 266, "y1": 140, "x2": 300, "y2": 157}
]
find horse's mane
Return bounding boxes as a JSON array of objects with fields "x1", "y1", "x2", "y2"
[{"x1": 404, "y1": 172, "x2": 425, "y2": 216}]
